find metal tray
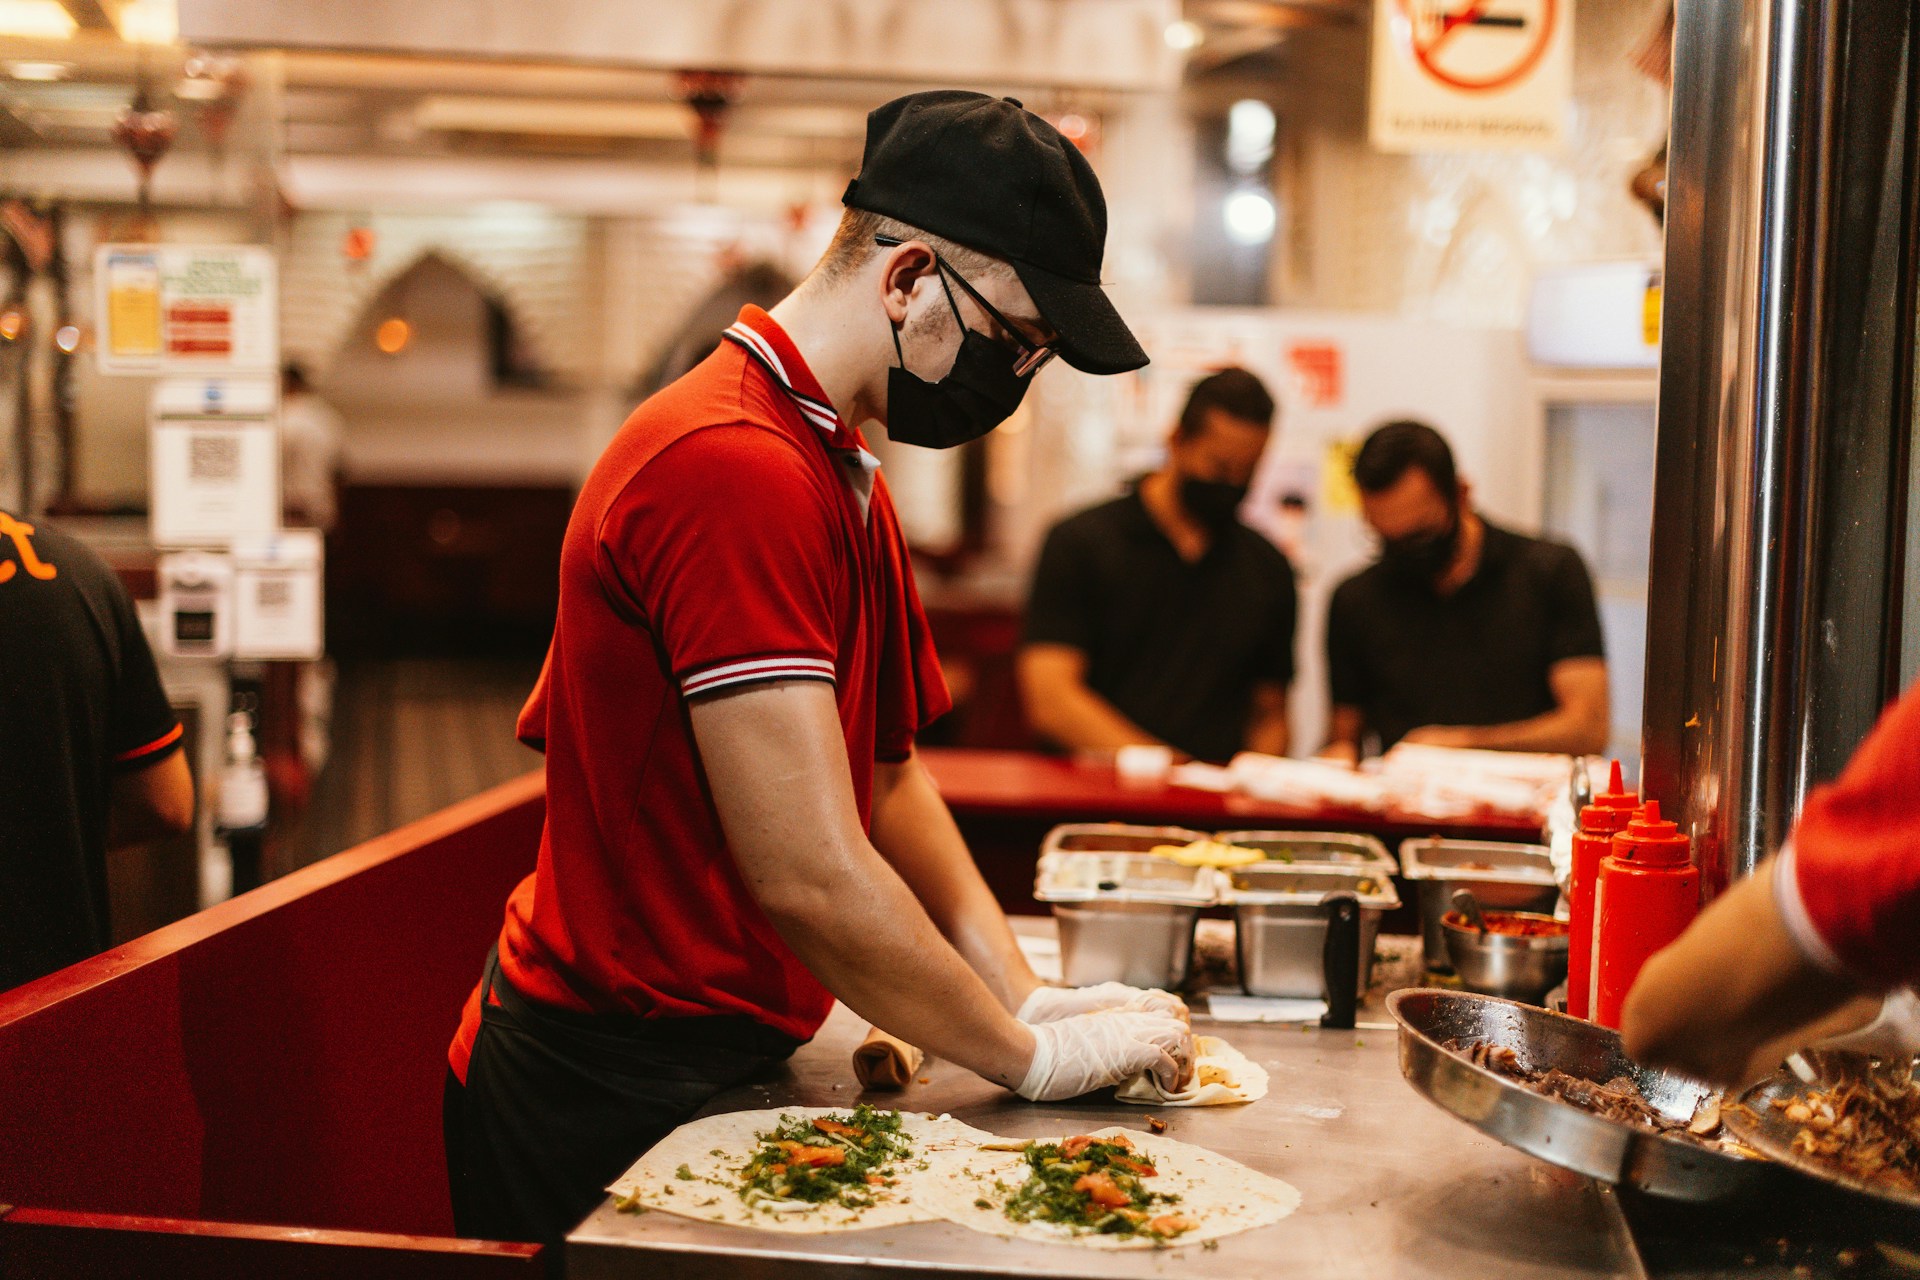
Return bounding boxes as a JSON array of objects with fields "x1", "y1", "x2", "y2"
[
  {"x1": 1224, "y1": 865, "x2": 1398, "y2": 999},
  {"x1": 1039, "y1": 822, "x2": 1207, "y2": 858},
  {"x1": 1399, "y1": 838, "x2": 1559, "y2": 972},
  {"x1": 1388, "y1": 988, "x2": 1773, "y2": 1201},
  {"x1": 1213, "y1": 829, "x2": 1395, "y2": 872},
  {"x1": 1033, "y1": 852, "x2": 1218, "y2": 904},
  {"x1": 1726, "y1": 1057, "x2": 1920, "y2": 1215}
]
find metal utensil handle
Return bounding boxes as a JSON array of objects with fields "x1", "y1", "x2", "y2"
[
  {"x1": 1451, "y1": 887, "x2": 1489, "y2": 935},
  {"x1": 1320, "y1": 892, "x2": 1361, "y2": 1030}
]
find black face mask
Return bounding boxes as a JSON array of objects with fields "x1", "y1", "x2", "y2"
[
  {"x1": 1380, "y1": 509, "x2": 1461, "y2": 585},
  {"x1": 885, "y1": 273, "x2": 1030, "y2": 450},
  {"x1": 1180, "y1": 477, "x2": 1248, "y2": 529}
]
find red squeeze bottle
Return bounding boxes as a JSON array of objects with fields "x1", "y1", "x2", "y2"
[
  {"x1": 1567, "y1": 760, "x2": 1639, "y2": 1020},
  {"x1": 1592, "y1": 800, "x2": 1699, "y2": 1029}
]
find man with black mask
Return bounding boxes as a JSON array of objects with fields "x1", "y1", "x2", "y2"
[
  {"x1": 1322, "y1": 420, "x2": 1609, "y2": 762},
  {"x1": 1020, "y1": 368, "x2": 1296, "y2": 764},
  {"x1": 443, "y1": 91, "x2": 1194, "y2": 1245}
]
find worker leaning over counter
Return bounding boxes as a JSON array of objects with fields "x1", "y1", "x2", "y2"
[
  {"x1": 1322, "y1": 420, "x2": 1610, "y2": 762},
  {"x1": 1624, "y1": 676, "x2": 1920, "y2": 1087},
  {"x1": 443, "y1": 91, "x2": 1195, "y2": 1244},
  {"x1": 1019, "y1": 367, "x2": 1295, "y2": 764}
]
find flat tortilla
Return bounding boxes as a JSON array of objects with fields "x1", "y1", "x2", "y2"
[
  {"x1": 922, "y1": 1125, "x2": 1301, "y2": 1249},
  {"x1": 606, "y1": 1107, "x2": 994, "y2": 1234},
  {"x1": 1115, "y1": 1035, "x2": 1269, "y2": 1107}
]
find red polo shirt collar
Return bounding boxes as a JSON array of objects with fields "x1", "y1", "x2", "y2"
[{"x1": 722, "y1": 306, "x2": 861, "y2": 453}]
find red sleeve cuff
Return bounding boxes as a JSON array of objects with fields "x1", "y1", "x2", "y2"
[{"x1": 680, "y1": 655, "x2": 836, "y2": 699}]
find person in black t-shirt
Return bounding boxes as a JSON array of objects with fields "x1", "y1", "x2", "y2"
[
  {"x1": 1019, "y1": 368, "x2": 1297, "y2": 764},
  {"x1": 0, "y1": 510, "x2": 195, "y2": 991},
  {"x1": 1321, "y1": 421, "x2": 1609, "y2": 762}
]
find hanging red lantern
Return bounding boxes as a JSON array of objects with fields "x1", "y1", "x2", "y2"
[
  {"x1": 677, "y1": 70, "x2": 743, "y2": 172},
  {"x1": 112, "y1": 76, "x2": 177, "y2": 224}
]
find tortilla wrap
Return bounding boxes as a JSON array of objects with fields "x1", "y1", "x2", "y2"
[
  {"x1": 922, "y1": 1124, "x2": 1301, "y2": 1249},
  {"x1": 607, "y1": 1107, "x2": 994, "y2": 1233},
  {"x1": 1116, "y1": 1035, "x2": 1269, "y2": 1107}
]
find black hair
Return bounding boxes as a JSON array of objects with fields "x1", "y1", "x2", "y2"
[
  {"x1": 1351, "y1": 419, "x2": 1457, "y2": 496},
  {"x1": 1177, "y1": 367, "x2": 1275, "y2": 438}
]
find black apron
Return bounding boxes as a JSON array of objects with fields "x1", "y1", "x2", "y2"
[{"x1": 444, "y1": 945, "x2": 800, "y2": 1243}]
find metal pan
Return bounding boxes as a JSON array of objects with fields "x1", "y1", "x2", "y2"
[
  {"x1": 1388, "y1": 988, "x2": 1773, "y2": 1201},
  {"x1": 1726, "y1": 1058, "x2": 1920, "y2": 1216}
]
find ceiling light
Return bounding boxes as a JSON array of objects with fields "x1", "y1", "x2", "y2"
[
  {"x1": 1164, "y1": 19, "x2": 1204, "y2": 51},
  {"x1": 1223, "y1": 188, "x2": 1277, "y2": 246},
  {"x1": 115, "y1": 0, "x2": 178, "y2": 44},
  {"x1": 54, "y1": 324, "x2": 80, "y2": 353},
  {"x1": 0, "y1": 1, "x2": 76, "y2": 39},
  {"x1": 7, "y1": 59, "x2": 73, "y2": 81},
  {"x1": 1226, "y1": 99, "x2": 1276, "y2": 174}
]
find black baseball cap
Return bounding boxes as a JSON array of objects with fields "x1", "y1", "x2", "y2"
[{"x1": 842, "y1": 90, "x2": 1149, "y2": 376}]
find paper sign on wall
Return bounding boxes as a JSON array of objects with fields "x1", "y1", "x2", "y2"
[
  {"x1": 150, "y1": 379, "x2": 281, "y2": 547},
  {"x1": 96, "y1": 244, "x2": 278, "y2": 374},
  {"x1": 1369, "y1": 0, "x2": 1573, "y2": 153}
]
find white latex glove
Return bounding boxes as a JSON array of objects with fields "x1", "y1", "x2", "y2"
[
  {"x1": 1018, "y1": 982, "x2": 1189, "y2": 1025},
  {"x1": 1015, "y1": 1010, "x2": 1195, "y2": 1103},
  {"x1": 1811, "y1": 988, "x2": 1920, "y2": 1059}
]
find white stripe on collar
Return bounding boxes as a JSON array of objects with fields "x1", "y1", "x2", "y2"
[{"x1": 723, "y1": 324, "x2": 842, "y2": 435}]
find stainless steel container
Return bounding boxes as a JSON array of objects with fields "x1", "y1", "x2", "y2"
[
  {"x1": 1213, "y1": 830, "x2": 1395, "y2": 873},
  {"x1": 1399, "y1": 839, "x2": 1558, "y2": 973},
  {"x1": 1039, "y1": 823, "x2": 1208, "y2": 858},
  {"x1": 1441, "y1": 914, "x2": 1570, "y2": 1005},
  {"x1": 1034, "y1": 852, "x2": 1217, "y2": 990},
  {"x1": 1224, "y1": 865, "x2": 1400, "y2": 999}
]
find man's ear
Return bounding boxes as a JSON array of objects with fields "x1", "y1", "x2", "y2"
[{"x1": 878, "y1": 240, "x2": 938, "y2": 324}]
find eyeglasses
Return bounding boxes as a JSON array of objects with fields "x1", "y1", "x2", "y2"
[{"x1": 875, "y1": 235, "x2": 1058, "y2": 378}]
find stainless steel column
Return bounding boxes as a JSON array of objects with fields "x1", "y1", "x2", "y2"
[{"x1": 1643, "y1": 0, "x2": 1918, "y2": 897}]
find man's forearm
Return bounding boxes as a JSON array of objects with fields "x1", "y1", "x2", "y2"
[
  {"x1": 1032, "y1": 685, "x2": 1167, "y2": 755},
  {"x1": 1459, "y1": 707, "x2": 1605, "y2": 754},
  {"x1": 871, "y1": 753, "x2": 1042, "y2": 1012}
]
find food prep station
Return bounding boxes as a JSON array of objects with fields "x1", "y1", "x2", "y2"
[{"x1": 570, "y1": 827, "x2": 1920, "y2": 1279}]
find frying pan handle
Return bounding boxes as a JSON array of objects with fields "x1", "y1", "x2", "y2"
[{"x1": 1321, "y1": 892, "x2": 1361, "y2": 1031}]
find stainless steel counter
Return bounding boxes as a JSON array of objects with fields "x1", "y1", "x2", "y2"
[{"x1": 567, "y1": 932, "x2": 1646, "y2": 1280}]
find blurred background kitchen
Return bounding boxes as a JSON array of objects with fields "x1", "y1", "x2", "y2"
[{"x1": 0, "y1": 0, "x2": 1671, "y2": 944}]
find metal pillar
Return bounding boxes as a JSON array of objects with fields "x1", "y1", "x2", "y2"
[{"x1": 1643, "y1": 0, "x2": 1919, "y2": 897}]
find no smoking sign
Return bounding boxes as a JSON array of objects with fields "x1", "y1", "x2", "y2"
[{"x1": 1370, "y1": 0, "x2": 1572, "y2": 153}]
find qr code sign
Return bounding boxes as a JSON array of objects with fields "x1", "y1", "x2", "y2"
[{"x1": 188, "y1": 433, "x2": 241, "y2": 483}]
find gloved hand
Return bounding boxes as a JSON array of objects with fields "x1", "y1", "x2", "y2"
[
  {"x1": 1015, "y1": 1010, "x2": 1195, "y2": 1102},
  {"x1": 1017, "y1": 982, "x2": 1189, "y2": 1025}
]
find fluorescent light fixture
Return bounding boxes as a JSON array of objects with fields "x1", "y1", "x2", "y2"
[
  {"x1": 1223, "y1": 188, "x2": 1276, "y2": 246},
  {"x1": 115, "y1": 0, "x2": 178, "y2": 44},
  {"x1": 1164, "y1": 19, "x2": 1204, "y2": 51},
  {"x1": 7, "y1": 59, "x2": 73, "y2": 81},
  {"x1": 1226, "y1": 98, "x2": 1275, "y2": 175},
  {"x1": 0, "y1": 1, "x2": 76, "y2": 39}
]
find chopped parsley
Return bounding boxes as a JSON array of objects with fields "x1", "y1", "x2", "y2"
[
  {"x1": 999, "y1": 1135, "x2": 1196, "y2": 1241},
  {"x1": 674, "y1": 1164, "x2": 695, "y2": 1181},
  {"x1": 735, "y1": 1105, "x2": 912, "y2": 1213}
]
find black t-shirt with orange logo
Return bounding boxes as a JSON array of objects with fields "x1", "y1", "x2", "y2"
[{"x1": 0, "y1": 511, "x2": 182, "y2": 991}]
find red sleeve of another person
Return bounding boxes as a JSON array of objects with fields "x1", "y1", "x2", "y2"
[
  {"x1": 1788, "y1": 678, "x2": 1920, "y2": 989},
  {"x1": 599, "y1": 425, "x2": 844, "y2": 698}
]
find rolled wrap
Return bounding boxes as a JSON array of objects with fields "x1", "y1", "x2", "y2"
[{"x1": 853, "y1": 1026, "x2": 924, "y2": 1090}]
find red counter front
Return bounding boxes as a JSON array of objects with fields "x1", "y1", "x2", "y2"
[{"x1": 0, "y1": 774, "x2": 549, "y2": 1276}]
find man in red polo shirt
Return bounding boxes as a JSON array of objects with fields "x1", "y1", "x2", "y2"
[{"x1": 444, "y1": 91, "x2": 1195, "y2": 1242}]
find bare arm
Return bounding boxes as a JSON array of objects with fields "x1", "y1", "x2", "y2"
[
  {"x1": 1622, "y1": 860, "x2": 1863, "y2": 1086},
  {"x1": 870, "y1": 751, "x2": 1041, "y2": 1012},
  {"x1": 108, "y1": 749, "x2": 195, "y2": 846},
  {"x1": 689, "y1": 679, "x2": 1035, "y2": 1087},
  {"x1": 1318, "y1": 704, "x2": 1364, "y2": 764},
  {"x1": 1401, "y1": 657, "x2": 1610, "y2": 755},
  {"x1": 1243, "y1": 681, "x2": 1290, "y2": 757},
  {"x1": 1017, "y1": 643, "x2": 1170, "y2": 755}
]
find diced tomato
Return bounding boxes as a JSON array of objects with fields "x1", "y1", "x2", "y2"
[
  {"x1": 1148, "y1": 1214, "x2": 1198, "y2": 1236},
  {"x1": 1060, "y1": 1136, "x2": 1097, "y2": 1158},
  {"x1": 1073, "y1": 1172, "x2": 1131, "y2": 1209},
  {"x1": 1110, "y1": 1156, "x2": 1158, "y2": 1177},
  {"x1": 767, "y1": 1163, "x2": 787, "y2": 1176},
  {"x1": 864, "y1": 1173, "x2": 888, "y2": 1185},
  {"x1": 814, "y1": 1119, "x2": 864, "y2": 1139},
  {"x1": 778, "y1": 1142, "x2": 848, "y2": 1168}
]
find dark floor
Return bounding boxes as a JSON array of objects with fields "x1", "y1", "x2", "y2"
[{"x1": 288, "y1": 658, "x2": 544, "y2": 870}]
